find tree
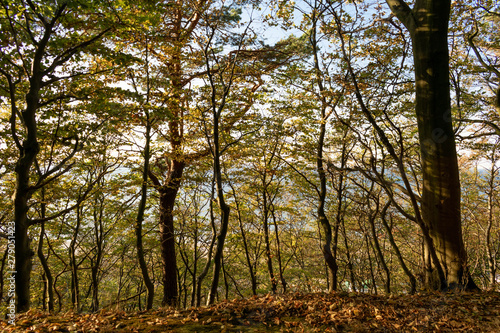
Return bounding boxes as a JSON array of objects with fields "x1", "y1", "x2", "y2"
[
  {"x1": 0, "y1": 0, "x2": 117, "y2": 311},
  {"x1": 385, "y1": 0, "x2": 477, "y2": 290},
  {"x1": 451, "y1": 0, "x2": 500, "y2": 138},
  {"x1": 138, "y1": 0, "x2": 226, "y2": 307},
  {"x1": 308, "y1": 0, "x2": 344, "y2": 292},
  {"x1": 126, "y1": 32, "x2": 157, "y2": 310},
  {"x1": 200, "y1": 19, "x2": 245, "y2": 306}
]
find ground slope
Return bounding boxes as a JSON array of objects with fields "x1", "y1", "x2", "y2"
[{"x1": 2, "y1": 291, "x2": 500, "y2": 332}]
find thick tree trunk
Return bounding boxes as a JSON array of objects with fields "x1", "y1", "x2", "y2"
[
  {"x1": 7, "y1": 2, "x2": 83, "y2": 313},
  {"x1": 386, "y1": 0, "x2": 477, "y2": 290},
  {"x1": 14, "y1": 138, "x2": 37, "y2": 313},
  {"x1": 412, "y1": 1, "x2": 475, "y2": 290},
  {"x1": 158, "y1": 161, "x2": 184, "y2": 307},
  {"x1": 11, "y1": 5, "x2": 67, "y2": 312},
  {"x1": 151, "y1": 1, "x2": 205, "y2": 307},
  {"x1": 14, "y1": 84, "x2": 41, "y2": 312},
  {"x1": 157, "y1": 39, "x2": 184, "y2": 308}
]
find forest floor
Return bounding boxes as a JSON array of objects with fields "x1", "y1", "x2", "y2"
[{"x1": 2, "y1": 291, "x2": 500, "y2": 332}]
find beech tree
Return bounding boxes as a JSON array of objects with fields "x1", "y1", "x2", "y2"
[
  {"x1": 0, "y1": 0, "x2": 118, "y2": 312},
  {"x1": 385, "y1": 0, "x2": 478, "y2": 290},
  {"x1": 131, "y1": 0, "x2": 246, "y2": 306}
]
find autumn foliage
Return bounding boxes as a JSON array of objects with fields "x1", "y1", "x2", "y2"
[{"x1": 2, "y1": 291, "x2": 500, "y2": 332}]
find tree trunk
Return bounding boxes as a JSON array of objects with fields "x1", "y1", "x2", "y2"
[
  {"x1": 486, "y1": 144, "x2": 498, "y2": 290},
  {"x1": 190, "y1": 215, "x2": 199, "y2": 306},
  {"x1": 70, "y1": 205, "x2": 81, "y2": 312},
  {"x1": 14, "y1": 175, "x2": 35, "y2": 313},
  {"x1": 310, "y1": 6, "x2": 338, "y2": 292},
  {"x1": 148, "y1": 1, "x2": 205, "y2": 307},
  {"x1": 207, "y1": 187, "x2": 230, "y2": 305},
  {"x1": 91, "y1": 261, "x2": 100, "y2": 312},
  {"x1": 358, "y1": 215, "x2": 377, "y2": 294},
  {"x1": 366, "y1": 193, "x2": 391, "y2": 294},
  {"x1": 386, "y1": 0, "x2": 477, "y2": 290},
  {"x1": 91, "y1": 195, "x2": 104, "y2": 312},
  {"x1": 413, "y1": 0, "x2": 468, "y2": 290},
  {"x1": 156, "y1": 42, "x2": 184, "y2": 307},
  {"x1": 317, "y1": 121, "x2": 337, "y2": 292},
  {"x1": 230, "y1": 183, "x2": 257, "y2": 295},
  {"x1": 204, "y1": 27, "x2": 237, "y2": 304},
  {"x1": 262, "y1": 176, "x2": 277, "y2": 293},
  {"x1": 380, "y1": 203, "x2": 417, "y2": 294},
  {"x1": 37, "y1": 221, "x2": 54, "y2": 312},
  {"x1": 9, "y1": 3, "x2": 82, "y2": 312},
  {"x1": 14, "y1": 82, "x2": 41, "y2": 312},
  {"x1": 135, "y1": 113, "x2": 155, "y2": 310},
  {"x1": 222, "y1": 254, "x2": 230, "y2": 299},
  {"x1": 196, "y1": 179, "x2": 217, "y2": 306},
  {"x1": 341, "y1": 219, "x2": 357, "y2": 292},
  {"x1": 271, "y1": 206, "x2": 287, "y2": 293},
  {"x1": 35, "y1": 184, "x2": 55, "y2": 312},
  {"x1": 206, "y1": 70, "x2": 231, "y2": 305},
  {"x1": 330, "y1": 130, "x2": 349, "y2": 291},
  {"x1": 158, "y1": 161, "x2": 184, "y2": 307},
  {"x1": 54, "y1": 271, "x2": 64, "y2": 312}
]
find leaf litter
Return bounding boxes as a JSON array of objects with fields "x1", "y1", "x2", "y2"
[{"x1": 2, "y1": 291, "x2": 499, "y2": 332}]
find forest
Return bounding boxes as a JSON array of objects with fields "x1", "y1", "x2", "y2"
[{"x1": 0, "y1": 0, "x2": 499, "y2": 321}]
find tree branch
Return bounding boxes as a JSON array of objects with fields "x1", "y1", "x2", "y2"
[
  {"x1": 29, "y1": 164, "x2": 110, "y2": 226},
  {"x1": 0, "y1": 69, "x2": 23, "y2": 150},
  {"x1": 43, "y1": 27, "x2": 112, "y2": 77},
  {"x1": 460, "y1": 118, "x2": 500, "y2": 136},
  {"x1": 385, "y1": 0, "x2": 416, "y2": 36},
  {"x1": 29, "y1": 136, "x2": 80, "y2": 192}
]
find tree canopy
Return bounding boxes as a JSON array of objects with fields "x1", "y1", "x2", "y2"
[{"x1": 0, "y1": 0, "x2": 499, "y2": 316}]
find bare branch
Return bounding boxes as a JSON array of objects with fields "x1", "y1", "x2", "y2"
[
  {"x1": 467, "y1": 30, "x2": 500, "y2": 78},
  {"x1": 460, "y1": 118, "x2": 500, "y2": 136}
]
